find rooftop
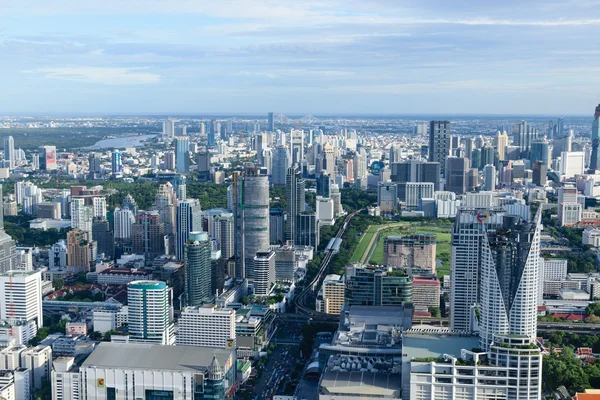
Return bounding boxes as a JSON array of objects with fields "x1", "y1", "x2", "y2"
[
  {"x1": 320, "y1": 370, "x2": 401, "y2": 397},
  {"x1": 82, "y1": 343, "x2": 232, "y2": 372}
]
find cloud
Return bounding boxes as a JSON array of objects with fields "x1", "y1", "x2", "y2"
[{"x1": 24, "y1": 67, "x2": 160, "y2": 85}]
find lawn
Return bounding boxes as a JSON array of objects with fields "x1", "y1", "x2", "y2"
[
  {"x1": 349, "y1": 225, "x2": 380, "y2": 263},
  {"x1": 368, "y1": 224, "x2": 452, "y2": 278}
]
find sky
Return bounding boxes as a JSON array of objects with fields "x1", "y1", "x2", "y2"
[{"x1": 1, "y1": 0, "x2": 600, "y2": 115}]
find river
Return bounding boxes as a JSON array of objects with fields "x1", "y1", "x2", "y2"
[{"x1": 86, "y1": 134, "x2": 157, "y2": 149}]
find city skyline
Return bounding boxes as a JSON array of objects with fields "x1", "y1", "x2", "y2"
[{"x1": 2, "y1": 0, "x2": 600, "y2": 114}]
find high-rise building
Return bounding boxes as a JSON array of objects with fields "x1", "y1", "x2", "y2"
[
  {"x1": 317, "y1": 142, "x2": 336, "y2": 177},
  {"x1": 316, "y1": 274, "x2": 345, "y2": 315},
  {"x1": 428, "y1": 120, "x2": 451, "y2": 176},
  {"x1": 590, "y1": 104, "x2": 600, "y2": 171},
  {"x1": 183, "y1": 231, "x2": 213, "y2": 306},
  {"x1": 66, "y1": 229, "x2": 96, "y2": 271},
  {"x1": 121, "y1": 193, "x2": 137, "y2": 214},
  {"x1": 514, "y1": 120, "x2": 538, "y2": 158},
  {"x1": 495, "y1": 130, "x2": 509, "y2": 161},
  {"x1": 70, "y1": 198, "x2": 94, "y2": 235},
  {"x1": 479, "y1": 212, "x2": 541, "y2": 350},
  {"x1": 3, "y1": 136, "x2": 15, "y2": 170},
  {"x1": 290, "y1": 130, "x2": 304, "y2": 166},
  {"x1": 39, "y1": 145, "x2": 57, "y2": 171},
  {"x1": 92, "y1": 218, "x2": 115, "y2": 260},
  {"x1": 378, "y1": 182, "x2": 399, "y2": 213},
  {"x1": 163, "y1": 151, "x2": 175, "y2": 171},
  {"x1": 232, "y1": 166, "x2": 270, "y2": 280},
  {"x1": 530, "y1": 139, "x2": 549, "y2": 166},
  {"x1": 162, "y1": 119, "x2": 175, "y2": 140},
  {"x1": 113, "y1": 207, "x2": 135, "y2": 241},
  {"x1": 0, "y1": 186, "x2": 16, "y2": 273},
  {"x1": 0, "y1": 270, "x2": 42, "y2": 329},
  {"x1": 268, "y1": 112, "x2": 274, "y2": 131},
  {"x1": 295, "y1": 213, "x2": 319, "y2": 248},
  {"x1": 155, "y1": 182, "x2": 177, "y2": 236},
  {"x1": 269, "y1": 208, "x2": 285, "y2": 245},
  {"x1": 88, "y1": 153, "x2": 102, "y2": 179},
  {"x1": 450, "y1": 208, "x2": 506, "y2": 333},
  {"x1": 253, "y1": 250, "x2": 275, "y2": 296},
  {"x1": 532, "y1": 162, "x2": 547, "y2": 186},
  {"x1": 560, "y1": 151, "x2": 585, "y2": 178},
  {"x1": 445, "y1": 157, "x2": 469, "y2": 195},
  {"x1": 131, "y1": 211, "x2": 165, "y2": 261},
  {"x1": 176, "y1": 305, "x2": 235, "y2": 348},
  {"x1": 285, "y1": 167, "x2": 305, "y2": 244},
  {"x1": 344, "y1": 264, "x2": 412, "y2": 306},
  {"x1": 400, "y1": 182, "x2": 434, "y2": 210},
  {"x1": 175, "y1": 199, "x2": 202, "y2": 262},
  {"x1": 483, "y1": 164, "x2": 496, "y2": 191},
  {"x1": 272, "y1": 146, "x2": 290, "y2": 185},
  {"x1": 127, "y1": 280, "x2": 174, "y2": 345},
  {"x1": 383, "y1": 234, "x2": 436, "y2": 272},
  {"x1": 391, "y1": 160, "x2": 441, "y2": 191},
  {"x1": 316, "y1": 172, "x2": 331, "y2": 197},
  {"x1": 174, "y1": 136, "x2": 190, "y2": 174},
  {"x1": 111, "y1": 150, "x2": 122, "y2": 176}
]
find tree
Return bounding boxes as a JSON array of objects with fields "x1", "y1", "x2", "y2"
[
  {"x1": 428, "y1": 307, "x2": 441, "y2": 318},
  {"x1": 52, "y1": 278, "x2": 64, "y2": 290},
  {"x1": 587, "y1": 303, "x2": 600, "y2": 318},
  {"x1": 89, "y1": 331, "x2": 103, "y2": 341}
]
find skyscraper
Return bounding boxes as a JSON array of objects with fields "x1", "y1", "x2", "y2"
[
  {"x1": 0, "y1": 185, "x2": 16, "y2": 273},
  {"x1": 111, "y1": 150, "x2": 122, "y2": 176},
  {"x1": 495, "y1": 130, "x2": 509, "y2": 161},
  {"x1": 445, "y1": 157, "x2": 469, "y2": 195},
  {"x1": 233, "y1": 165, "x2": 270, "y2": 280},
  {"x1": 184, "y1": 231, "x2": 213, "y2": 306},
  {"x1": 67, "y1": 229, "x2": 96, "y2": 271},
  {"x1": 3, "y1": 136, "x2": 15, "y2": 170},
  {"x1": 479, "y1": 212, "x2": 541, "y2": 350},
  {"x1": 92, "y1": 217, "x2": 115, "y2": 260},
  {"x1": 131, "y1": 211, "x2": 165, "y2": 261},
  {"x1": 0, "y1": 270, "x2": 42, "y2": 328},
  {"x1": 155, "y1": 182, "x2": 177, "y2": 235},
  {"x1": 272, "y1": 146, "x2": 290, "y2": 185},
  {"x1": 530, "y1": 139, "x2": 549, "y2": 166},
  {"x1": 175, "y1": 199, "x2": 202, "y2": 262},
  {"x1": 268, "y1": 112, "x2": 274, "y2": 132},
  {"x1": 532, "y1": 161, "x2": 547, "y2": 186},
  {"x1": 174, "y1": 136, "x2": 190, "y2": 174},
  {"x1": 483, "y1": 164, "x2": 496, "y2": 191},
  {"x1": 253, "y1": 250, "x2": 275, "y2": 296},
  {"x1": 290, "y1": 130, "x2": 304, "y2": 166},
  {"x1": 127, "y1": 280, "x2": 174, "y2": 345},
  {"x1": 114, "y1": 207, "x2": 135, "y2": 241},
  {"x1": 39, "y1": 145, "x2": 57, "y2": 171},
  {"x1": 163, "y1": 119, "x2": 175, "y2": 140},
  {"x1": 428, "y1": 120, "x2": 451, "y2": 176},
  {"x1": 285, "y1": 167, "x2": 305, "y2": 244},
  {"x1": 590, "y1": 104, "x2": 600, "y2": 171}
]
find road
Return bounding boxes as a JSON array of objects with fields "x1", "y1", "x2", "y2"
[{"x1": 251, "y1": 344, "x2": 298, "y2": 400}]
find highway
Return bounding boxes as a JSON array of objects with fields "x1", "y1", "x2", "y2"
[{"x1": 294, "y1": 210, "x2": 362, "y2": 316}]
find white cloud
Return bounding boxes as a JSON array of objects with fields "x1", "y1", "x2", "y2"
[{"x1": 24, "y1": 67, "x2": 160, "y2": 85}]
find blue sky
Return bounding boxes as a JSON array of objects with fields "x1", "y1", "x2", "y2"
[{"x1": 1, "y1": 0, "x2": 600, "y2": 115}]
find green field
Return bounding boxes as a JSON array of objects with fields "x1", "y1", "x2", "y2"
[
  {"x1": 368, "y1": 224, "x2": 452, "y2": 278},
  {"x1": 349, "y1": 225, "x2": 380, "y2": 263}
]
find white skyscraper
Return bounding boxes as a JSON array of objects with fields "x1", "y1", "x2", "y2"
[
  {"x1": 114, "y1": 207, "x2": 135, "y2": 240},
  {"x1": 253, "y1": 250, "x2": 275, "y2": 296},
  {"x1": 163, "y1": 119, "x2": 175, "y2": 140},
  {"x1": 483, "y1": 164, "x2": 496, "y2": 191},
  {"x1": 3, "y1": 136, "x2": 15, "y2": 170},
  {"x1": 70, "y1": 198, "x2": 93, "y2": 235},
  {"x1": 0, "y1": 270, "x2": 43, "y2": 329},
  {"x1": 127, "y1": 280, "x2": 174, "y2": 345}
]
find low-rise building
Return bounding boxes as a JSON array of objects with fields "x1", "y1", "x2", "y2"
[
  {"x1": 583, "y1": 227, "x2": 600, "y2": 247},
  {"x1": 412, "y1": 276, "x2": 440, "y2": 309},
  {"x1": 176, "y1": 305, "x2": 236, "y2": 349}
]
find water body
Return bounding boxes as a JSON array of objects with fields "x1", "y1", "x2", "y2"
[{"x1": 86, "y1": 134, "x2": 157, "y2": 149}]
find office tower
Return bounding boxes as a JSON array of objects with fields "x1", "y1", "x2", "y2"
[
  {"x1": 70, "y1": 198, "x2": 93, "y2": 235},
  {"x1": 93, "y1": 196, "x2": 107, "y2": 219},
  {"x1": 39, "y1": 145, "x2": 57, "y2": 171},
  {"x1": 560, "y1": 151, "x2": 585, "y2": 178},
  {"x1": 400, "y1": 182, "x2": 434, "y2": 210},
  {"x1": 88, "y1": 153, "x2": 101, "y2": 179},
  {"x1": 445, "y1": 157, "x2": 469, "y2": 194},
  {"x1": 183, "y1": 231, "x2": 212, "y2": 306},
  {"x1": 465, "y1": 168, "x2": 478, "y2": 192},
  {"x1": 174, "y1": 136, "x2": 190, "y2": 174},
  {"x1": 114, "y1": 207, "x2": 135, "y2": 241},
  {"x1": 111, "y1": 150, "x2": 122, "y2": 176},
  {"x1": 353, "y1": 151, "x2": 367, "y2": 181},
  {"x1": 163, "y1": 151, "x2": 176, "y2": 171},
  {"x1": 176, "y1": 199, "x2": 203, "y2": 262},
  {"x1": 532, "y1": 162, "x2": 547, "y2": 186},
  {"x1": 344, "y1": 264, "x2": 412, "y2": 306},
  {"x1": 428, "y1": 120, "x2": 451, "y2": 176},
  {"x1": 268, "y1": 112, "x2": 274, "y2": 131},
  {"x1": 483, "y1": 164, "x2": 496, "y2": 191},
  {"x1": 176, "y1": 305, "x2": 235, "y2": 348},
  {"x1": 131, "y1": 211, "x2": 166, "y2": 261},
  {"x1": 450, "y1": 208, "x2": 506, "y2": 333},
  {"x1": 66, "y1": 229, "x2": 96, "y2": 271},
  {"x1": 49, "y1": 240, "x2": 67, "y2": 268},
  {"x1": 290, "y1": 130, "x2": 304, "y2": 166},
  {"x1": 530, "y1": 139, "x2": 549, "y2": 166},
  {"x1": 155, "y1": 183, "x2": 177, "y2": 236},
  {"x1": 31, "y1": 154, "x2": 39, "y2": 170},
  {"x1": 383, "y1": 234, "x2": 436, "y2": 272},
  {"x1": 495, "y1": 130, "x2": 508, "y2": 161},
  {"x1": 316, "y1": 274, "x2": 345, "y2": 314},
  {"x1": 233, "y1": 166, "x2": 270, "y2": 280},
  {"x1": 391, "y1": 160, "x2": 441, "y2": 191},
  {"x1": 295, "y1": 213, "x2": 319, "y2": 247},
  {"x1": 173, "y1": 175, "x2": 186, "y2": 200},
  {"x1": 557, "y1": 185, "x2": 581, "y2": 227},
  {"x1": 590, "y1": 104, "x2": 600, "y2": 171},
  {"x1": 316, "y1": 172, "x2": 331, "y2": 197},
  {"x1": 552, "y1": 130, "x2": 573, "y2": 159},
  {"x1": 272, "y1": 146, "x2": 290, "y2": 185},
  {"x1": 92, "y1": 217, "x2": 115, "y2": 260},
  {"x1": 121, "y1": 193, "x2": 137, "y2": 214},
  {"x1": 127, "y1": 280, "x2": 174, "y2": 345},
  {"x1": 269, "y1": 208, "x2": 285, "y2": 245},
  {"x1": 196, "y1": 150, "x2": 211, "y2": 181},
  {"x1": 464, "y1": 138, "x2": 473, "y2": 161},
  {"x1": 479, "y1": 213, "x2": 541, "y2": 350},
  {"x1": 389, "y1": 145, "x2": 401, "y2": 163},
  {"x1": 317, "y1": 142, "x2": 336, "y2": 177},
  {"x1": 378, "y1": 182, "x2": 399, "y2": 213},
  {"x1": 285, "y1": 167, "x2": 305, "y2": 244},
  {"x1": 330, "y1": 183, "x2": 344, "y2": 217},
  {"x1": 207, "y1": 124, "x2": 216, "y2": 146},
  {"x1": 253, "y1": 250, "x2": 275, "y2": 296},
  {"x1": 162, "y1": 119, "x2": 175, "y2": 140},
  {"x1": 3, "y1": 136, "x2": 14, "y2": 170},
  {"x1": 252, "y1": 133, "x2": 267, "y2": 165},
  {"x1": 274, "y1": 246, "x2": 295, "y2": 281},
  {"x1": 0, "y1": 186, "x2": 15, "y2": 273},
  {"x1": 0, "y1": 270, "x2": 42, "y2": 329}
]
